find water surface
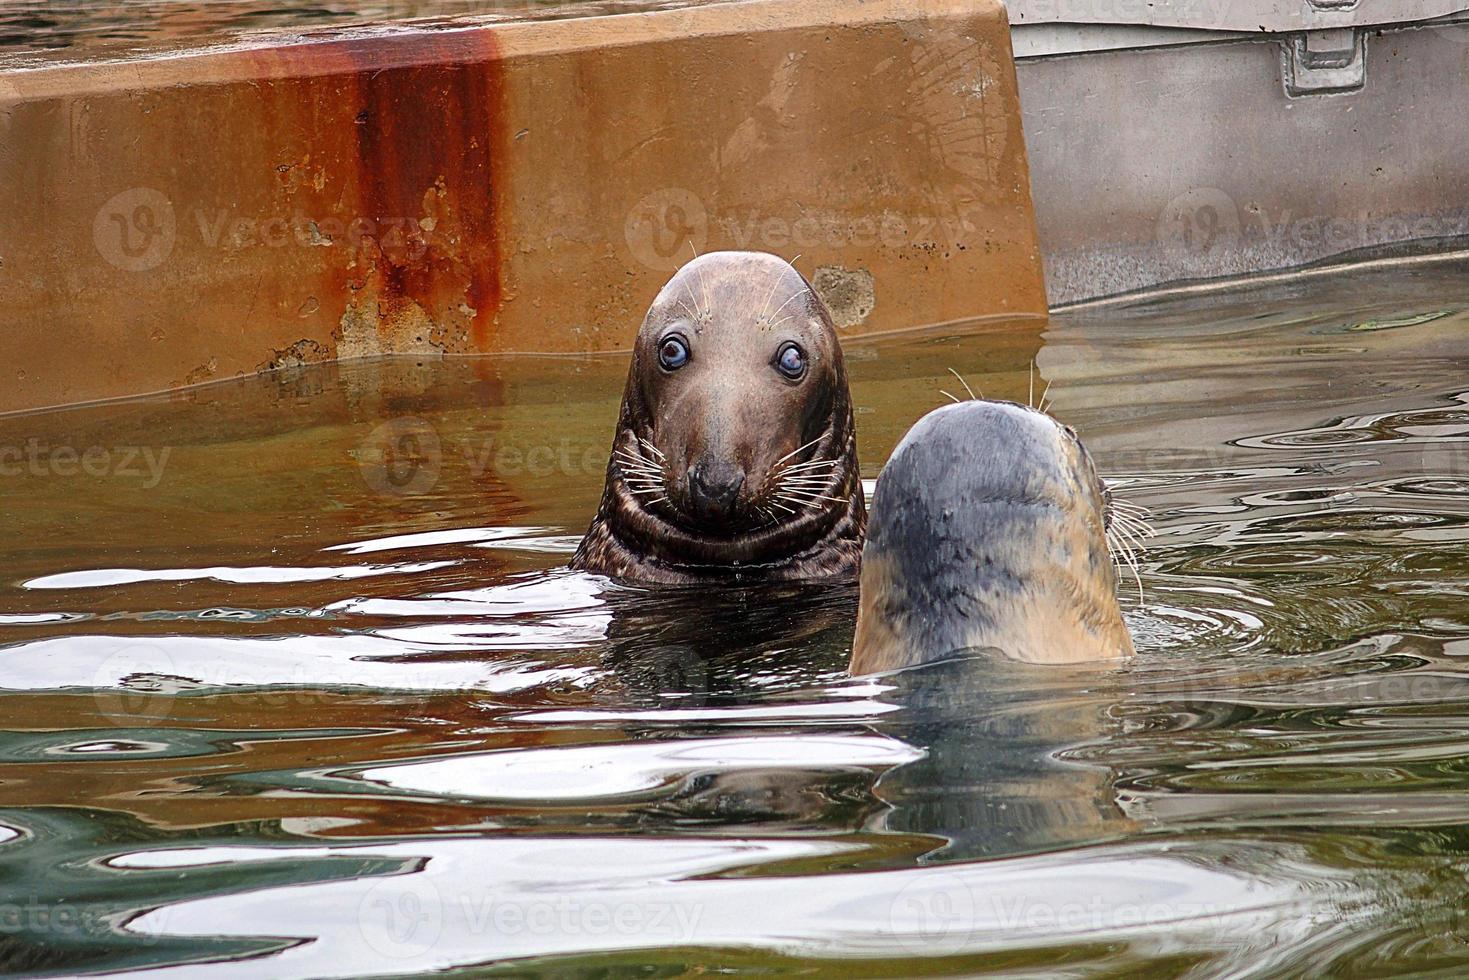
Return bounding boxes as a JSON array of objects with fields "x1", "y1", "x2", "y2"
[{"x1": 4, "y1": 260, "x2": 1469, "y2": 975}]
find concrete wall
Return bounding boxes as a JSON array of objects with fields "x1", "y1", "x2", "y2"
[{"x1": 0, "y1": 0, "x2": 1047, "y2": 414}]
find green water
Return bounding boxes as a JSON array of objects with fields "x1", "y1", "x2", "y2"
[{"x1": 3, "y1": 260, "x2": 1469, "y2": 976}]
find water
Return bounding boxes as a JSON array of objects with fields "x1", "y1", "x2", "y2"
[
  {"x1": 0, "y1": 0, "x2": 731, "y2": 69},
  {"x1": 3, "y1": 259, "x2": 1469, "y2": 976}
]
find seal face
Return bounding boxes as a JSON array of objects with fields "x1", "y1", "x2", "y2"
[
  {"x1": 849, "y1": 400, "x2": 1134, "y2": 674},
  {"x1": 572, "y1": 251, "x2": 866, "y2": 584}
]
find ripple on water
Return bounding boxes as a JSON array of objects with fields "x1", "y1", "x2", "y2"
[{"x1": 5, "y1": 274, "x2": 1469, "y2": 974}]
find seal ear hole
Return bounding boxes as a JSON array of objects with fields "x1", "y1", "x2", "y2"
[
  {"x1": 659, "y1": 334, "x2": 690, "y2": 371},
  {"x1": 775, "y1": 342, "x2": 807, "y2": 381}
]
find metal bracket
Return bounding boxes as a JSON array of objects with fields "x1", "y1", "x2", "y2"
[{"x1": 1284, "y1": 27, "x2": 1366, "y2": 96}]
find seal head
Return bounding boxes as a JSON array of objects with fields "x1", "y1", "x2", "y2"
[
  {"x1": 573, "y1": 251, "x2": 866, "y2": 584},
  {"x1": 850, "y1": 400, "x2": 1134, "y2": 674}
]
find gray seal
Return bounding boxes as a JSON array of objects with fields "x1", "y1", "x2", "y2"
[
  {"x1": 572, "y1": 251, "x2": 866, "y2": 584},
  {"x1": 850, "y1": 399, "x2": 1134, "y2": 674}
]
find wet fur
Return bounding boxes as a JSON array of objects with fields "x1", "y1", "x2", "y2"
[{"x1": 850, "y1": 400, "x2": 1133, "y2": 673}]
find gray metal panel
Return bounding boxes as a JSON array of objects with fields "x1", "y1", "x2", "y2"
[
  {"x1": 1006, "y1": 0, "x2": 1469, "y2": 33},
  {"x1": 1017, "y1": 25, "x2": 1469, "y2": 306},
  {"x1": 1011, "y1": 24, "x2": 1249, "y2": 58}
]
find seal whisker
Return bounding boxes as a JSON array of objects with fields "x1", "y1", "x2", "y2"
[
  {"x1": 1106, "y1": 519, "x2": 1147, "y2": 604},
  {"x1": 672, "y1": 298, "x2": 700, "y2": 323},
  {"x1": 779, "y1": 455, "x2": 836, "y2": 471},
  {"x1": 756, "y1": 265, "x2": 787, "y2": 324},
  {"x1": 1115, "y1": 510, "x2": 1155, "y2": 539},
  {"x1": 780, "y1": 489, "x2": 847, "y2": 504},
  {"x1": 765, "y1": 497, "x2": 797, "y2": 516},
  {"x1": 693, "y1": 258, "x2": 713, "y2": 322},
  {"x1": 765, "y1": 286, "x2": 805, "y2": 328},
  {"x1": 1108, "y1": 531, "x2": 1140, "y2": 585},
  {"x1": 775, "y1": 495, "x2": 819, "y2": 514},
  {"x1": 1109, "y1": 499, "x2": 1157, "y2": 543},
  {"x1": 946, "y1": 367, "x2": 978, "y2": 401},
  {"x1": 939, "y1": 389, "x2": 961, "y2": 404},
  {"x1": 773, "y1": 435, "x2": 825, "y2": 468},
  {"x1": 1109, "y1": 505, "x2": 1153, "y2": 543},
  {"x1": 1112, "y1": 501, "x2": 1154, "y2": 524},
  {"x1": 781, "y1": 461, "x2": 837, "y2": 474}
]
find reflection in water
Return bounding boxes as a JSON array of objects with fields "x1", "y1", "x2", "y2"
[
  {"x1": 3, "y1": 260, "x2": 1469, "y2": 972},
  {"x1": 869, "y1": 656, "x2": 1134, "y2": 862}
]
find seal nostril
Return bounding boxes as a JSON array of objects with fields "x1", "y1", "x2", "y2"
[{"x1": 689, "y1": 459, "x2": 745, "y2": 517}]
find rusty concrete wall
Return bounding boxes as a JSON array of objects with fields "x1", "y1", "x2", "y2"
[{"x1": 0, "y1": 0, "x2": 1046, "y2": 414}]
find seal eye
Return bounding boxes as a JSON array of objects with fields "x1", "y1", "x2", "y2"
[
  {"x1": 659, "y1": 335, "x2": 690, "y2": 371},
  {"x1": 775, "y1": 342, "x2": 806, "y2": 380}
]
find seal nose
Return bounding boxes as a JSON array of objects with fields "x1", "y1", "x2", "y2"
[{"x1": 688, "y1": 457, "x2": 745, "y2": 520}]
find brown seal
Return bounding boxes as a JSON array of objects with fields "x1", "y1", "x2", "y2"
[
  {"x1": 850, "y1": 399, "x2": 1134, "y2": 674},
  {"x1": 572, "y1": 251, "x2": 866, "y2": 584}
]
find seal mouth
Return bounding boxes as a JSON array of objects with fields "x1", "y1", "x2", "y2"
[
  {"x1": 606, "y1": 419, "x2": 861, "y2": 564},
  {"x1": 620, "y1": 428, "x2": 849, "y2": 539}
]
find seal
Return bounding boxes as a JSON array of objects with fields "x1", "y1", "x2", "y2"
[
  {"x1": 849, "y1": 399, "x2": 1134, "y2": 674},
  {"x1": 571, "y1": 251, "x2": 866, "y2": 584}
]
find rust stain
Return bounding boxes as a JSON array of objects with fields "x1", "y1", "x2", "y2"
[{"x1": 350, "y1": 32, "x2": 509, "y2": 353}]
